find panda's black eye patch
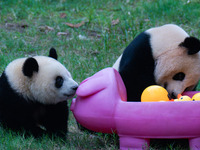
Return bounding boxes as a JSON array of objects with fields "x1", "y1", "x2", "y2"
[
  {"x1": 173, "y1": 72, "x2": 185, "y2": 81},
  {"x1": 55, "y1": 76, "x2": 64, "y2": 88}
]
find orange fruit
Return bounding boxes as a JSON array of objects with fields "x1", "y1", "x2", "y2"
[{"x1": 141, "y1": 85, "x2": 169, "y2": 102}]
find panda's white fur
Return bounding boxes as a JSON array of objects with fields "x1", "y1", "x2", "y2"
[
  {"x1": 147, "y1": 24, "x2": 189, "y2": 57},
  {"x1": 113, "y1": 54, "x2": 122, "y2": 69},
  {"x1": 113, "y1": 24, "x2": 200, "y2": 101},
  {"x1": 5, "y1": 56, "x2": 78, "y2": 104}
]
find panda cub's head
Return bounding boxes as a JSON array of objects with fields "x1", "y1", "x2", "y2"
[
  {"x1": 147, "y1": 24, "x2": 200, "y2": 98},
  {"x1": 5, "y1": 48, "x2": 78, "y2": 104},
  {"x1": 113, "y1": 24, "x2": 200, "y2": 100}
]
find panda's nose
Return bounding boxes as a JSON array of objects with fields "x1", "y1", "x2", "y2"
[
  {"x1": 169, "y1": 92, "x2": 177, "y2": 99},
  {"x1": 72, "y1": 85, "x2": 78, "y2": 91}
]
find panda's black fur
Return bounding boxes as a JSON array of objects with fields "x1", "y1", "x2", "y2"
[
  {"x1": 0, "y1": 73, "x2": 68, "y2": 137},
  {"x1": 119, "y1": 32, "x2": 156, "y2": 101},
  {"x1": 0, "y1": 48, "x2": 76, "y2": 138}
]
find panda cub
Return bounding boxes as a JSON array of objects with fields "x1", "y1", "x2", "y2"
[
  {"x1": 0, "y1": 48, "x2": 78, "y2": 137},
  {"x1": 113, "y1": 24, "x2": 200, "y2": 101}
]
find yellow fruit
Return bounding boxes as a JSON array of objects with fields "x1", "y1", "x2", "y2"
[
  {"x1": 192, "y1": 93, "x2": 200, "y2": 101},
  {"x1": 141, "y1": 85, "x2": 169, "y2": 102}
]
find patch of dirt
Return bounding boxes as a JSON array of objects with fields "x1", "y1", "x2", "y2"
[{"x1": 2, "y1": 22, "x2": 29, "y2": 32}]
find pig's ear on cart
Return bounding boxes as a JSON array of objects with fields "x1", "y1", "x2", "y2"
[{"x1": 76, "y1": 76, "x2": 106, "y2": 97}]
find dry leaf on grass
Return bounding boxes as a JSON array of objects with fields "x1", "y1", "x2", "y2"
[
  {"x1": 39, "y1": 25, "x2": 54, "y2": 32},
  {"x1": 57, "y1": 32, "x2": 70, "y2": 36},
  {"x1": 60, "y1": 13, "x2": 67, "y2": 18},
  {"x1": 65, "y1": 21, "x2": 85, "y2": 28},
  {"x1": 111, "y1": 19, "x2": 119, "y2": 26}
]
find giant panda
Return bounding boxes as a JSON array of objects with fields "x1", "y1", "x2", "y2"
[
  {"x1": 113, "y1": 24, "x2": 200, "y2": 101},
  {"x1": 0, "y1": 48, "x2": 78, "y2": 137}
]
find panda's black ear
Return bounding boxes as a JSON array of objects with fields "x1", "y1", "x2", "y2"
[
  {"x1": 180, "y1": 37, "x2": 200, "y2": 55},
  {"x1": 22, "y1": 57, "x2": 39, "y2": 77},
  {"x1": 49, "y1": 47, "x2": 58, "y2": 60}
]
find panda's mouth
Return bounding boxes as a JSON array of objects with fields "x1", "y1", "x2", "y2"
[
  {"x1": 168, "y1": 92, "x2": 176, "y2": 99},
  {"x1": 169, "y1": 85, "x2": 196, "y2": 99},
  {"x1": 62, "y1": 86, "x2": 78, "y2": 99},
  {"x1": 63, "y1": 93, "x2": 75, "y2": 98},
  {"x1": 169, "y1": 85, "x2": 197, "y2": 99},
  {"x1": 184, "y1": 85, "x2": 196, "y2": 92},
  {"x1": 64, "y1": 94, "x2": 73, "y2": 97}
]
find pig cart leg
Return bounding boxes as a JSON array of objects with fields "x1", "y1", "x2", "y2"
[
  {"x1": 119, "y1": 135, "x2": 150, "y2": 150},
  {"x1": 189, "y1": 137, "x2": 200, "y2": 150}
]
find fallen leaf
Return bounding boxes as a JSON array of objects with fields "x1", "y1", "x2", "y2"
[
  {"x1": 39, "y1": 25, "x2": 54, "y2": 32},
  {"x1": 57, "y1": 32, "x2": 70, "y2": 36},
  {"x1": 60, "y1": 13, "x2": 67, "y2": 18},
  {"x1": 111, "y1": 19, "x2": 119, "y2": 26},
  {"x1": 65, "y1": 21, "x2": 85, "y2": 28},
  {"x1": 45, "y1": 26, "x2": 54, "y2": 31}
]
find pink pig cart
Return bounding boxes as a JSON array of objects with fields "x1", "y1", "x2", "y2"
[{"x1": 70, "y1": 68, "x2": 200, "y2": 150}]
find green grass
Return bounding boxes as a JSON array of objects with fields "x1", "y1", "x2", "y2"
[{"x1": 0, "y1": 0, "x2": 200, "y2": 149}]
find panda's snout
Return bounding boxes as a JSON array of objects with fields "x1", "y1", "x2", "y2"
[
  {"x1": 63, "y1": 84, "x2": 78, "y2": 98},
  {"x1": 70, "y1": 82, "x2": 78, "y2": 93},
  {"x1": 72, "y1": 85, "x2": 78, "y2": 91},
  {"x1": 63, "y1": 85, "x2": 78, "y2": 97},
  {"x1": 169, "y1": 92, "x2": 177, "y2": 99}
]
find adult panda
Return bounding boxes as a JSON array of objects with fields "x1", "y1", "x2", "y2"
[
  {"x1": 113, "y1": 24, "x2": 200, "y2": 101},
  {"x1": 0, "y1": 48, "x2": 78, "y2": 137}
]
